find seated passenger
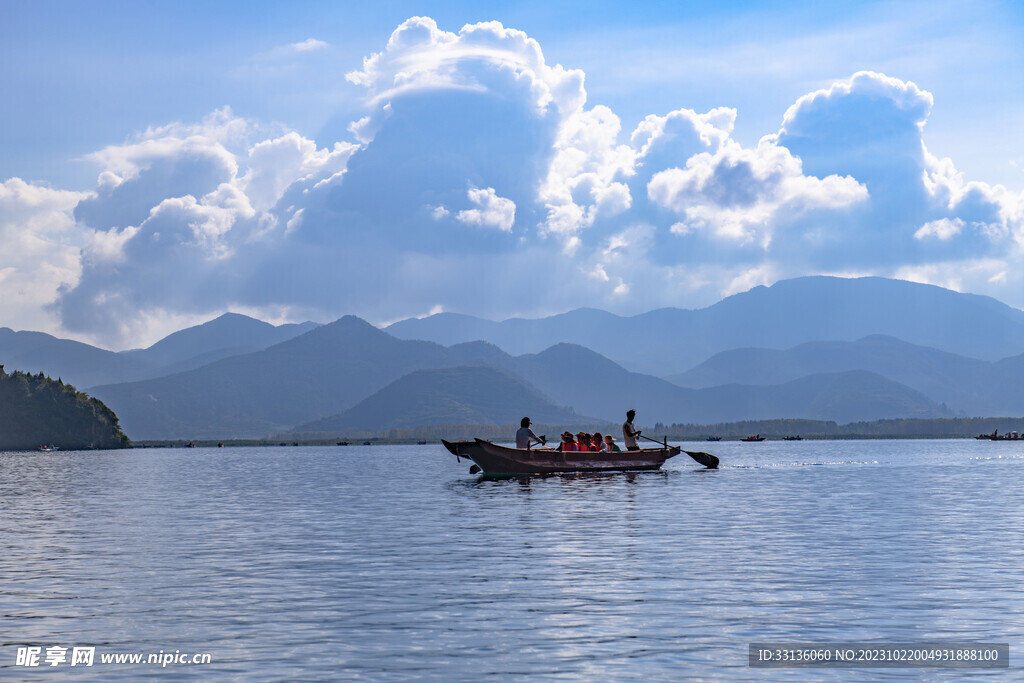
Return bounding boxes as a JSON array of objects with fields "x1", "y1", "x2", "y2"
[
  {"x1": 592, "y1": 432, "x2": 606, "y2": 451},
  {"x1": 558, "y1": 432, "x2": 578, "y2": 451},
  {"x1": 576, "y1": 432, "x2": 592, "y2": 451},
  {"x1": 604, "y1": 435, "x2": 621, "y2": 452}
]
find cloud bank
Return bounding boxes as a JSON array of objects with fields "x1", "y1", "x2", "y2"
[{"x1": 3, "y1": 17, "x2": 1024, "y2": 348}]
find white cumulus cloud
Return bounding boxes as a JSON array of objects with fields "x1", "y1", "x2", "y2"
[
  {"x1": 914, "y1": 217, "x2": 964, "y2": 241},
  {"x1": 456, "y1": 187, "x2": 516, "y2": 232},
  {"x1": 0, "y1": 179, "x2": 87, "y2": 332},
  {"x1": 2, "y1": 21, "x2": 1024, "y2": 347},
  {"x1": 648, "y1": 136, "x2": 867, "y2": 245},
  {"x1": 346, "y1": 17, "x2": 585, "y2": 118}
]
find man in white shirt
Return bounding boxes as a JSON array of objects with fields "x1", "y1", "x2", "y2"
[
  {"x1": 623, "y1": 409, "x2": 641, "y2": 451},
  {"x1": 516, "y1": 417, "x2": 545, "y2": 449}
]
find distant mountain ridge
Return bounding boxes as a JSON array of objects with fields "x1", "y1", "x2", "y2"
[
  {"x1": 89, "y1": 316, "x2": 954, "y2": 439},
  {"x1": 386, "y1": 276, "x2": 1024, "y2": 374},
  {"x1": 0, "y1": 313, "x2": 319, "y2": 389},
  {"x1": 667, "y1": 335, "x2": 1024, "y2": 417},
  {"x1": 121, "y1": 312, "x2": 320, "y2": 371},
  {"x1": 298, "y1": 366, "x2": 583, "y2": 432},
  {"x1": 90, "y1": 316, "x2": 485, "y2": 438},
  {"x1": 0, "y1": 328, "x2": 151, "y2": 389}
]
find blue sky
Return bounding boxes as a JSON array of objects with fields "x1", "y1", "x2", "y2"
[{"x1": 2, "y1": 0, "x2": 1023, "y2": 348}]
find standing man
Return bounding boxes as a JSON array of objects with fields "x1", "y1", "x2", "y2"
[
  {"x1": 516, "y1": 417, "x2": 545, "y2": 450},
  {"x1": 623, "y1": 409, "x2": 641, "y2": 451}
]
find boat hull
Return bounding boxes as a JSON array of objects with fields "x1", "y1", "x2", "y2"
[{"x1": 443, "y1": 439, "x2": 679, "y2": 475}]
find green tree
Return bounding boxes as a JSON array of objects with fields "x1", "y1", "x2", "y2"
[{"x1": 0, "y1": 367, "x2": 130, "y2": 450}]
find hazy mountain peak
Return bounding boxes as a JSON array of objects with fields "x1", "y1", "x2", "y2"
[
  {"x1": 211, "y1": 311, "x2": 261, "y2": 323},
  {"x1": 531, "y1": 342, "x2": 619, "y2": 367},
  {"x1": 144, "y1": 312, "x2": 270, "y2": 350},
  {"x1": 295, "y1": 364, "x2": 581, "y2": 432},
  {"x1": 318, "y1": 314, "x2": 392, "y2": 338}
]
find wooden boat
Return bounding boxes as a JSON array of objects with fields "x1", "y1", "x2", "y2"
[
  {"x1": 783, "y1": 435, "x2": 803, "y2": 441},
  {"x1": 978, "y1": 432, "x2": 1019, "y2": 444},
  {"x1": 39, "y1": 444, "x2": 60, "y2": 452},
  {"x1": 442, "y1": 438, "x2": 717, "y2": 475},
  {"x1": 741, "y1": 435, "x2": 765, "y2": 442},
  {"x1": 706, "y1": 436, "x2": 722, "y2": 442}
]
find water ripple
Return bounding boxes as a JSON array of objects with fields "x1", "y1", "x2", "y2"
[{"x1": 1, "y1": 440, "x2": 1021, "y2": 679}]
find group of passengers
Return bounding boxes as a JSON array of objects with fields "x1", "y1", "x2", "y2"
[
  {"x1": 557, "y1": 431, "x2": 620, "y2": 453},
  {"x1": 515, "y1": 410, "x2": 642, "y2": 453}
]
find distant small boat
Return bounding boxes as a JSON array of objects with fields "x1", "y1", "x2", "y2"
[
  {"x1": 984, "y1": 430, "x2": 1023, "y2": 441},
  {"x1": 706, "y1": 436, "x2": 722, "y2": 442},
  {"x1": 39, "y1": 444, "x2": 60, "y2": 452},
  {"x1": 337, "y1": 441, "x2": 349, "y2": 446},
  {"x1": 363, "y1": 441, "x2": 372, "y2": 446},
  {"x1": 417, "y1": 440, "x2": 427, "y2": 445},
  {"x1": 783, "y1": 435, "x2": 803, "y2": 441},
  {"x1": 741, "y1": 435, "x2": 765, "y2": 442}
]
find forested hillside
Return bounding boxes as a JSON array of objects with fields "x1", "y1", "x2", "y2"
[{"x1": 0, "y1": 368, "x2": 130, "y2": 450}]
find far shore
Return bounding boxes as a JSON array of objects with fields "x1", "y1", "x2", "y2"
[
  {"x1": 130, "y1": 434, "x2": 1019, "y2": 449},
  {"x1": 125, "y1": 416, "x2": 1024, "y2": 448}
]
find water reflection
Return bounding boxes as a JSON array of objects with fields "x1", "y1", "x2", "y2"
[{"x1": 445, "y1": 469, "x2": 676, "y2": 492}]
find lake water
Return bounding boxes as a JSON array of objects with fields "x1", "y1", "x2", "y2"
[{"x1": 2, "y1": 439, "x2": 1022, "y2": 679}]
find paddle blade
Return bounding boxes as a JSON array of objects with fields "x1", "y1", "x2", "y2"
[{"x1": 684, "y1": 450, "x2": 719, "y2": 469}]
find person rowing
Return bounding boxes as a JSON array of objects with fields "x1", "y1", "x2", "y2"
[
  {"x1": 623, "y1": 409, "x2": 641, "y2": 451},
  {"x1": 516, "y1": 417, "x2": 546, "y2": 450}
]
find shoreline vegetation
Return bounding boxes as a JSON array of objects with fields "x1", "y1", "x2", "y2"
[
  {"x1": 0, "y1": 368, "x2": 130, "y2": 451},
  {"x1": 126, "y1": 416, "x2": 1024, "y2": 448}
]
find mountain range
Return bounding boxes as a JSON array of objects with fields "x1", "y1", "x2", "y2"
[
  {"x1": 89, "y1": 317, "x2": 953, "y2": 439},
  {"x1": 2, "y1": 276, "x2": 1023, "y2": 439},
  {"x1": 666, "y1": 335, "x2": 1024, "y2": 416},
  {"x1": 386, "y1": 276, "x2": 1024, "y2": 376}
]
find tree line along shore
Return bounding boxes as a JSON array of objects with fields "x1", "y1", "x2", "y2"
[{"x1": 133, "y1": 416, "x2": 1024, "y2": 447}]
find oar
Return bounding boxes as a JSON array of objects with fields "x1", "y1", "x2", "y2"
[{"x1": 639, "y1": 433, "x2": 719, "y2": 469}]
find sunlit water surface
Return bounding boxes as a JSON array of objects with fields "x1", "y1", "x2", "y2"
[{"x1": 2, "y1": 440, "x2": 1023, "y2": 680}]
